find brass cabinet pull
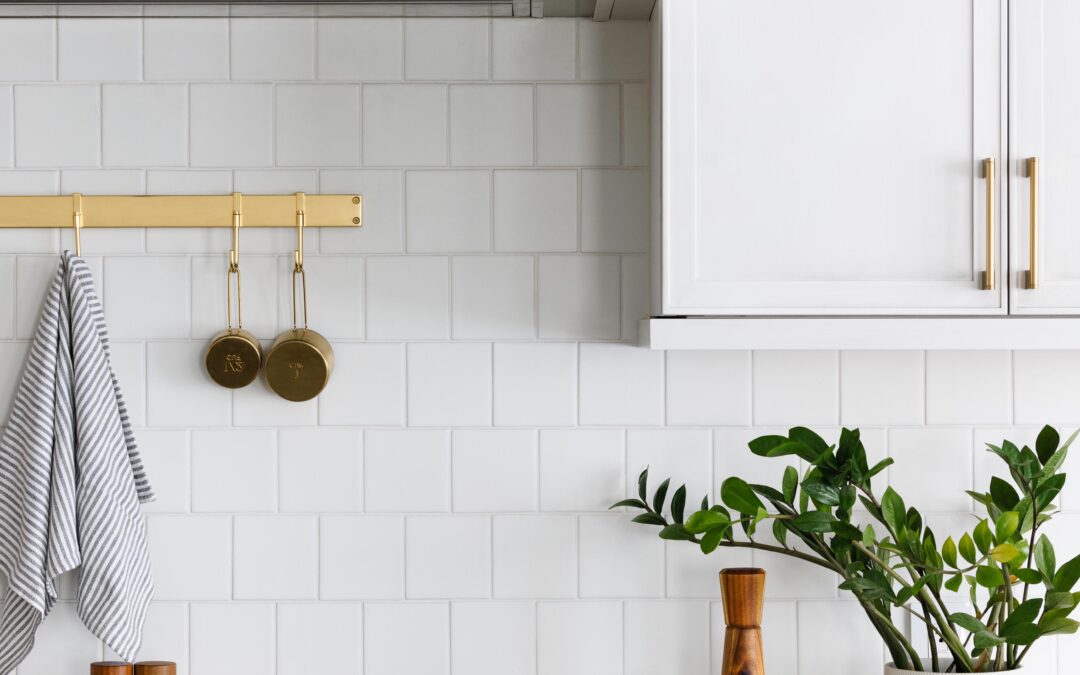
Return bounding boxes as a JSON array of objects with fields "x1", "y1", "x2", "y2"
[
  {"x1": 982, "y1": 158, "x2": 996, "y2": 290},
  {"x1": 1027, "y1": 157, "x2": 1040, "y2": 289}
]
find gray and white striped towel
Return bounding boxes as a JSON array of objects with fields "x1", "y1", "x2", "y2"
[{"x1": 0, "y1": 251, "x2": 154, "y2": 671}]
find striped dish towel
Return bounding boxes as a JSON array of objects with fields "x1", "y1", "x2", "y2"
[{"x1": 0, "y1": 252, "x2": 154, "y2": 671}]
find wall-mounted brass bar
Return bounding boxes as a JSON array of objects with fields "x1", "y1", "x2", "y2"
[{"x1": 0, "y1": 194, "x2": 362, "y2": 229}]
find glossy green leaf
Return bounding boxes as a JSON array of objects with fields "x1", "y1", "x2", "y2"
[
  {"x1": 1038, "y1": 616, "x2": 1080, "y2": 636},
  {"x1": 1014, "y1": 568, "x2": 1042, "y2": 584},
  {"x1": 699, "y1": 526, "x2": 726, "y2": 554},
  {"x1": 670, "y1": 485, "x2": 687, "y2": 524},
  {"x1": 990, "y1": 542, "x2": 1020, "y2": 564},
  {"x1": 720, "y1": 477, "x2": 764, "y2": 515},
  {"x1": 800, "y1": 479, "x2": 840, "y2": 507},
  {"x1": 1036, "y1": 534, "x2": 1056, "y2": 582},
  {"x1": 652, "y1": 478, "x2": 670, "y2": 514},
  {"x1": 959, "y1": 532, "x2": 977, "y2": 565},
  {"x1": 1037, "y1": 425, "x2": 1061, "y2": 464},
  {"x1": 950, "y1": 612, "x2": 989, "y2": 635},
  {"x1": 995, "y1": 511, "x2": 1019, "y2": 542},
  {"x1": 659, "y1": 524, "x2": 693, "y2": 540},
  {"x1": 782, "y1": 466, "x2": 798, "y2": 503},
  {"x1": 791, "y1": 510, "x2": 837, "y2": 533},
  {"x1": 610, "y1": 498, "x2": 648, "y2": 510},
  {"x1": 942, "y1": 536, "x2": 958, "y2": 568},
  {"x1": 944, "y1": 573, "x2": 964, "y2": 593},
  {"x1": 631, "y1": 512, "x2": 666, "y2": 526},
  {"x1": 1003, "y1": 599, "x2": 1043, "y2": 633},
  {"x1": 685, "y1": 509, "x2": 730, "y2": 535},
  {"x1": 637, "y1": 467, "x2": 649, "y2": 502},
  {"x1": 1053, "y1": 553, "x2": 1080, "y2": 593},
  {"x1": 989, "y1": 477, "x2": 1021, "y2": 511},
  {"x1": 974, "y1": 520, "x2": 992, "y2": 555},
  {"x1": 881, "y1": 487, "x2": 906, "y2": 535},
  {"x1": 864, "y1": 457, "x2": 894, "y2": 482},
  {"x1": 747, "y1": 434, "x2": 787, "y2": 457},
  {"x1": 862, "y1": 524, "x2": 876, "y2": 547},
  {"x1": 976, "y1": 565, "x2": 1005, "y2": 588}
]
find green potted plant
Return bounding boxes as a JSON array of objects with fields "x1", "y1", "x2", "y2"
[{"x1": 614, "y1": 425, "x2": 1080, "y2": 673}]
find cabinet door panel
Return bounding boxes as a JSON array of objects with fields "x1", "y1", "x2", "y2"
[
  {"x1": 1010, "y1": 0, "x2": 1080, "y2": 313},
  {"x1": 662, "y1": 0, "x2": 1004, "y2": 315}
]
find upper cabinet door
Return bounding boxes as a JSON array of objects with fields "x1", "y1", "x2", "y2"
[
  {"x1": 661, "y1": 0, "x2": 1005, "y2": 315},
  {"x1": 1010, "y1": 1, "x2": 1080, "y2": 314}
]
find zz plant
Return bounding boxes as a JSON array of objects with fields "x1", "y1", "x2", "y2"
[{"x1": 615, "y1": 426, "x2": 1080, "y2": 672}]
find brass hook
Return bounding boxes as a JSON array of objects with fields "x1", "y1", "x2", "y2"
[
  {"x1": 227, "y1": 192, "x2": 243, "y2": 330},
  {"x1": 294, "y1": 191, "x2": 306, "y2": 272},
  {"x1": 72, "y1": 192, "x2": 83, "y2": 256}
]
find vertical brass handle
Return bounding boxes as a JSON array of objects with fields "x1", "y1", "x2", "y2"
[
  {"x1": 982, "y1": 158, "x2": 996, "y2": 290},
  {"x1": 1027, "y1": 157, "x2": 1040, "y2": 289}
]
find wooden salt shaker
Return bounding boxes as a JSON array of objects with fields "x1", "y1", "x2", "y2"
[
  {"x1": 134, "y1": 661, "x2": 176, "y2": 675},
  {"x1": 719, "y1": 568, "x2": 766, "y2": 675},
  {"x1": 90, "y1": 663, "x2": 132, "y2": 675}
]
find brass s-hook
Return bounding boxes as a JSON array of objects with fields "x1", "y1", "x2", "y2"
[{"x1": 72, "y1": 192, "x2": 83, "y2": 256}]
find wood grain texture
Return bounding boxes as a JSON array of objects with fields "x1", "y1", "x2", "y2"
[
  {"x1": 719, "y1": 568, "x2": 766, "y2": 675},
  {"x1": 90, "y1": 663, "x2": 132, "y2": 675},
  {"x1": 134, "y1": 662, "x2": 177, "y2": 675}
]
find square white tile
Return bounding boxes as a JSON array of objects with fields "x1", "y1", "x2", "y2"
[
  {"x1": 0, "y1": 19, "x2": 55, "y2": 81},
  {"x1": 797, "y1": 601, "x2": 884, "y2": 674},
  {"x1": 320, "y1": 515, "x2": 405, "y2": 599},
  {"x1": 405, "y1": 515, "x2": 490, "y2": 598},
  {"x1": 364, "y1": 603, "x2": 449, "y2": 675},
  {"x1": 146, "y1": 342, "x2": 232, "y2": 427},
  {"x1": 363, "y1": 84, "x2": 447, "y2": 166},
  {"x1": 104, "y1": 256, "x2": 190, "y2": 339},
  {"x1": 622, "y1": 83, "x2": 649, "y2": 166},
  {"x1": 888, "y1": 427, "x2": 973, "y2": 512},
  {"x1": 450, "y1": 85, "x2": 533, "y2": 166},
  {"x1": 147, "y1": 515, "x2": 231, "y2": 599},
  {"x1": 452, "y1": 256, "x2": 534, "y2": 338},
  {"x1": 365, "y1": 256, "x2": 449, "y2": 339},
  {"x1": 0, "y1": 86, "x2": 10, "y2": 168},
  {"x1": 234, "y1": 515, "x2": 318, "y2": 599},
  {"x1": 233, "y1": 382, "x2": 318, "y2": 427},
  {"x1": 578, "y1": 21, "x2": 650, "y2": 81},
  {"x1": 137, "y1": 428, "x2": 190, "y2": 513},
  {"x1": 317, "y1": 18, "x2": 403, "y2": 80},
  {"x1": 144, "y1": 19, "x2": 229, "y2": 80},
  {"x1": 279, "y1": 428, "x2": 362, "y2": 512},
  {"x1": 626, "y1": 429, "x2": 713, "y2": 509},
  {"x1": 190, "y1": 84, "x2": 273, "y2": 168},
  {"x1": 103, "y1": 84, "x2": 188, "y2": 167},
  {"x1": 407, "y1": 342, "x2": 491, "y2": 426},
  {"x1": 494, "y1": 170, "x2": 578, "y2": 252},
  {"x1": 1014, "y1": 351, "x2": 1080, "y2": 424},
  {"x1": 58, "y1": 18, "x2": 140, "y2": 81},
  {"x1": 579, "y1": 343, "x2": 664, "y2": 425},
  {"x1": 537, "y1": 602, "x2": 622, "y2": 675},
  {"x1": 190, "y1": 429, "x2": 276, "y2": 512},
  {"x1": 494, "y1": 342, "x2": 577, "y2": 426},
  {"x1": 538, "y1": 256, "x2": 620, "y2": 339},
  {"x1": 364, "y1": 429, "x2": 450, "y2": 512},
  {"x1": 624, "y1": 601, "x2": 710, "y2": 675},
  {"x1": 451, "y1": 602, "x2": 536, "y2": 675},
  {"x1": 840, "y1": 350, "x2": 925, "y2": 425},
  {"x1": 578, "y1": 515, "x2": 664, "y2": 598},
  {"x1": 926, "y1": 350, "x2": 1011, "y2": 424},
  {"x1": 231, "y1": 19, "x2": 315, "y2": 80},
  {"x1": 126, "y1": 602, "x2": 190, "y2": 675},
  {"x1": 667, "y1": 540, "x2": 751, "y2": 599},
  {"x1": 277, "y1": 604, "x2": 363, "y2": 675},
  {"x1": 580, "y1": 169, "x2": 648, "y2": 252},
  {"x1": 320, "y1": 170, "x2": 404, "y2": 253},
  {"x1": 665, "y1": 351, "x2": 752, "y2": 426},
  {"x1": 14, "y1": 85, "x2": 99, "y2": 167},
  {"x1": 537, "y1": 84, "x2": 621, "y2": 166},
  {"x1": 275, "y1": 254, "x2": 364, "y2": 338},
  {"x1": 492, "y1": 18, "x2": 576, "y2": 81},
  {"x1": 452, "y1": 429, "x2": 537, "y2": 512},
  {"x1": 539, "y1": 429, "x2": 624, "y2": 511},
  {"x1": 405, "y1": 170, "x2": 491, "y2": 252},
  {"x1": 319, "y1": 342, "x2": 405, "y2": 426},
  {"x1": 191, "y1": 254, "x2": 278, "y2": 341},
  {"x1": 493, "y1": 515, "x2": 576, "y2": 598},
  {"x1": 404, "y1": 19, "x2": 488, "y2": 80},
  {"x1": 276, "y1": 84, "x2": 361, "y2": 166},
  {"x1": 190, "y1": 604, "x2": 274, "y2": 675},
  {"x1": 753, "y1": 350, "x2": 839, "y2": 425}
]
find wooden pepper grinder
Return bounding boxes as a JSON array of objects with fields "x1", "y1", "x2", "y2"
[
  {"x1": 90, "y1": 663, "x2": 132, "y2": 675},
  {"x1": 134, "y1": 662, "x2": 176, "y2": 675},
  {"x1": 719, "y1": 568, "x2": 766, "y2": 675}
]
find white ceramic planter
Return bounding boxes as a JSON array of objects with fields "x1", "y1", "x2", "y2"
[{"x1": 885, "y1": 662, "x2": 1022, "y2": 674}]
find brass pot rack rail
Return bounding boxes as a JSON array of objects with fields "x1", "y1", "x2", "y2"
[{"x1": 0, "y1": 193, "x2": 362, "y2": 230}]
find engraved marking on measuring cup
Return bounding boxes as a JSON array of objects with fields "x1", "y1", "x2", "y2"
[
  {"x1": 290, "y1": 362, "x2": 304, "y2": 379},
  {"x1": 225, "y1": 354, "x2": 245, "y2": 373}
]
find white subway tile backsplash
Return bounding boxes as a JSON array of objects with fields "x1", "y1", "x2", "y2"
[
  {"x1": 321, "y1": 515, "x2": 405, "y2": 599},
  {"x1": 233, "y1": 381, "x2": 319, "y2": 427},
  {"x1": 278, "y1": 604, "x2": 363, "y2": 675},
  {"x1": 452, "y1": 256, "x2": 534, "y2": 339},
  {"x1": 104, "y1": 256, "x2": 190, "y2": 339},
  {"x1": 16, "y1": 255, "x2": 62, "y2": 339},
  {"x1": 275, "y1": 84, "x2": 360, "y2": 167},
  {"x1": 365, "y1": 255, "x2": 449, "y2": 339},
  {"x1": 364, "y1": 603, "x2": 450, "y2": 675},
  {"x1": 492, "y1": 18, "x2": 576, "y2": 81},
  {"x1": 190, "y1": 604, "x2": 275, "y2": 675},
  {"x1": 580, "y1": 342, "x2": 664, "y2": 425},
  {"x1": 494, "y1": 170, "x2": 578, "y2": 253},
  {"x1": 754, "y1": 548, "x2": 839, "y2": 599},
  {"x1": 1015, "y1": 351, "x2": 1080, "y2": 424},
  {"x1": 539, "y1": 429, "x2": 624, "y2": 511},
  {"x1": 319, "y1": 342, "x2": 405, "y2": 426},
  {"x1": 665, "y1": 351, "x2": 752, "y2": 426},
  {"x1": 407, "y1": 342, "x2": 491, "y2": 426},
  {"x1": 320, "y1": 170, "x2": 404, "y2": 253},
  {"x1": 666, "y1": 540, "x2": 751, "y2": 599},
  {"x1": 537, "y1": 84, "x2": 621, "y2": 166},
  {"x1": 841, "y1": 350, "x2": 924, "y2": 425},
  {"x1": 538, "y1": 256, "x2": 621, "y2": 339},
  {"x1": 889, "y1": 427, "x2": 973, "y2": 511},
  {"x1": 234, "y1": 515, "x2": 318, "y2": 599},
  {"x1": 0, "y1": 20, "x2": 55, "y2": 81},
  {"x1": 798, "y1": 601, "x2": 884, "y2": 674},
  {"x1": 17, "y1": 603, "x2": 102, "y2": 675},
  {"x1": 452, "y1": 602, "x2": 536, "y2": 675},
  {"x1": 452, "y1": 429, "x2": 537, "y2": 512},
  {"x1": 0, "y1": 86, "x2": 11, "y2": 168},
  {"x1": 364, "y1": 429, "x2": 450, "y2": 512},
  {"x1": 581, "y1": 169, "x2": 648, "y2": 252},
  {"x1": 275, "y1": 254, "x2": 363, "y2": 338},
  {"x1": 626, "y1": 429, "x2": 712, "y2": 506},
  {"x1": 621, "y1": 254, "x2": 648, "y2": 340},
  {"x1": 231, "y1": 19, "x2": 316, "y2": 80},
  {"x1": 625, "y1": 601, "x2": 709, "y2": 675},
  {"x1": 147, "y1": 516, "x2": 232, "y2": 599},
  {"x1": 450, "y1": 85, "x2": 533, "y2": 166},
  {"x1": 144, "y1": 19, "x2": 230, "y2": 80},
  {"x1": 191, "y1": 429, "x2": 276, "y2": 512},
  {"x1": 405, "y1": 170, "x2": 491, "y2": 252},
  {"x1": 579, "y1": 515, "x2": 664, "y2": 597},
  {"x1": 0, "y1": 258, "x2": 11, "y2": 338},
  {"x1": 406, "y1": 515, "x2": 490, "y2": 598},
  {"x1": 0, "y1": 342, "x2": 28, "y2": 421},
  {"x1": 191, "y1": 254, "x2": 278, "y2": 340},
  {"x1": 622, "y1": 82, "x2": 649, "y2": 166},
  {"x1": 103, "y1": 84, "x2": 187, "y2": 167},
  {"x1": 493, "y1": 515, "x2": 576, "y2": 598},
  {"x1": 926, "y1": 350, "x2": 1012, "y2": 424},
  {"x1": 190, "y1": 84, "x2": 273, "y2": 168},
  {"x1": 753, "y1": 350, "x2": 839, "y2": 426},
  {"x1": 137, "y1": 428, "x2": 190, "y2": 513},
  {"x1": 146, "y1": 341, "x2": 232, "y2": 426},
  {"x1": 233, "y1": 169, "x2": 319, "y2": 194},
  {"x1": 494, "y1": 342, "x2": 577, "y2": 426},
  {"x1": 317, "y1": 18, "x2": 403, "y2": 81},
  {"x1": 58, "y1": 19, "x2": 140, "y2": 81},
  {"x1": 578, "y1": 21, "x2": 650, "y2": 81},
  {"x1": 14, "y1": 85, "x2": 99, "y2": 167},
  {"x1": 279, "y1": 428, "x2": 363, "y2": 512},
  {"x1": 537, "y1": 601, "x2": 622, "y2": 675},
  {"x1": 130, "y1": 603, "x2": 190, "y2": 675},
  {"x1": 363, "y1": 84, "x2": 447, "y2": 166},
  {"x1": 404, "y1": 19, "x2": 489, "y2": 81}
]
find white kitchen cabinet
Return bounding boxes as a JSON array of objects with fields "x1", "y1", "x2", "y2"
[
  {"x1": 1009, "y1": 0, "x2": 1080, "y2": 313},
  {"x1": 657, "y1": 0, "x2": 1005, "y2": 316}
]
